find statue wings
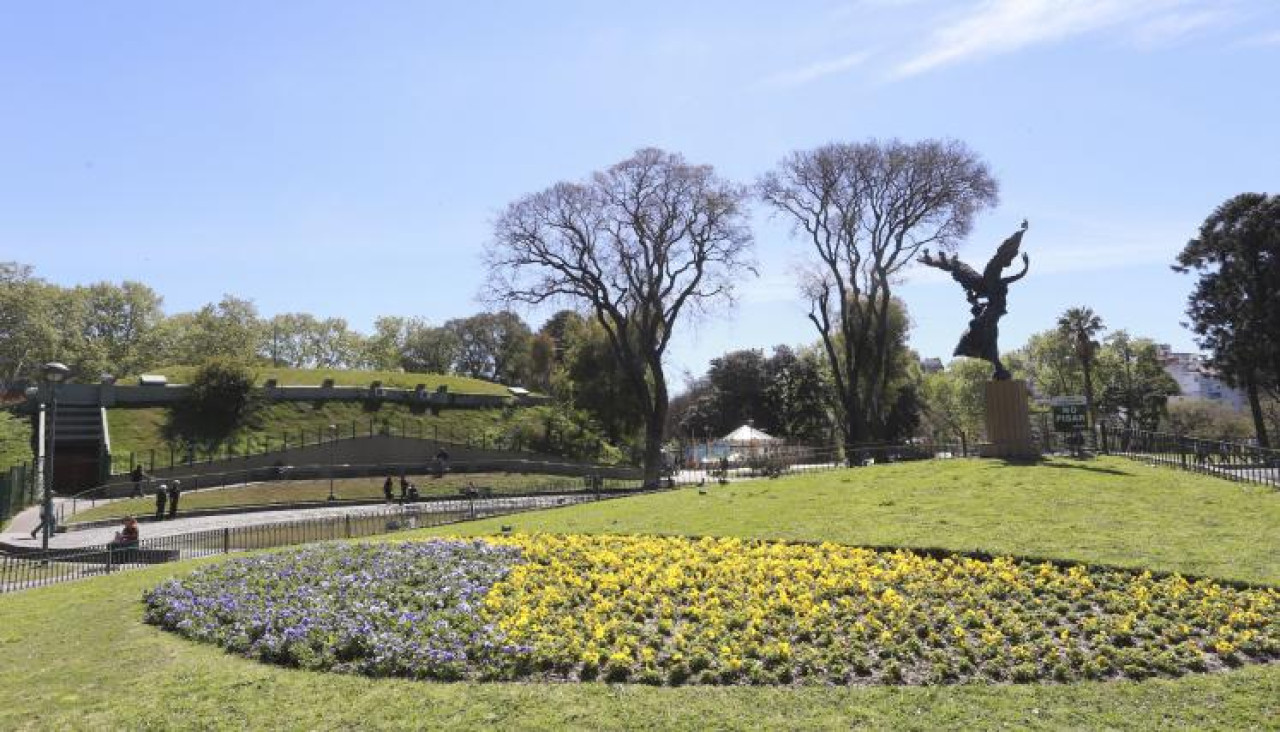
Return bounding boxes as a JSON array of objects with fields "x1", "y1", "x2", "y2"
[{"x1": 918, "y1": 250, "x2": 984, "y2": 294}]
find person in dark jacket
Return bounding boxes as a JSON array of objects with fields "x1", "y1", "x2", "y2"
[
  {"x1": 28, "y1": 502, "x2": 54, "y2": 540},
  {"x1": 130, "y1": 465, "x2": 147, "y2": 498},
  {"x1": 154, "y1": 484, "x2": 168, "y2": 521},
  {"x1": 166, "y1": 480, "x2": 182, "y2": 519},
  {"x1": 382, "y1": 476, "x2": 394, "y2": 503}
]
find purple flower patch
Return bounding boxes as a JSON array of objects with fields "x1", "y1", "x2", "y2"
[{"x1": 143, "y1": 540, "x2": 522, "y2": 680}]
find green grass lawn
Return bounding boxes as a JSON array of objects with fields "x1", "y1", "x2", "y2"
[
  {"x1": 68, "y1": 471, "x2": 607, "y2": 524},
  {"x1": 429, "y1": 456, "x2": 1280, "y2": 585},
  {"x1": 1, "y1": 456, "x2": 1277, "y2": 730},
  {"x1": 123, "y1": 365, "x2": 515, "y2": 395}
]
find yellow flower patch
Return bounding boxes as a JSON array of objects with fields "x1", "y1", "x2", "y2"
[{"x1": 479, "y1": 534, "x2": 1279, "y2": 685}]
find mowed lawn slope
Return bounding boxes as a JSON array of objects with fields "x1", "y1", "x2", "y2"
[
  {"x1": 0, "y1": 457, "x2": 1277, "y2": 730},
  {"x1": 432, "y1": 457, "x2": 1280, "y2": 585}
]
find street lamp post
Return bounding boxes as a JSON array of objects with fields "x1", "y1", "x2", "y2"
[
  {"x1": 41, "y1": 362, "x2": 70, "y2": 551},
  {"x1": 327, "y1": 424, "x2": 338, "y2": 502}
]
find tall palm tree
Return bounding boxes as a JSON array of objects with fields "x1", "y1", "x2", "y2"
[{"x1": 1057, "y1": 307, "x2": 1106, "y2": 427}]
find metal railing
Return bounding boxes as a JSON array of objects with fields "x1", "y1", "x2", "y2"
[
  {"x1": 1099, "y1": 425, "x2": 1280, "y2": 488},
  {"x1": 64, "y1": 458, "x2": 645, "y2": 520},
  {"x1": 0, "y1": 493, "x2": 610, "y2": 594}
]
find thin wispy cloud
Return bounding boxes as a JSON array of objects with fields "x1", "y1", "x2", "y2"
[
  {"x1": 883, "y1": 0, "x2": 1253, "y2": 79},
  {"x1": 761, "y1": 50, "x2": 873, "y2": 88}
]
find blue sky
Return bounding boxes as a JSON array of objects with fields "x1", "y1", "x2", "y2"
[{"x1": 3, "y1": 0, "x2": 1278, "y2": 385}]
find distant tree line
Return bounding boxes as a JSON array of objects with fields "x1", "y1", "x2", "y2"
[{"x1": 0, "y1": 264, "x2": 546, "y2": 386}]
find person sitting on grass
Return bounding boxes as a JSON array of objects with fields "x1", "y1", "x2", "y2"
[{"x1": 109, "y1": 517, "x2": 140, "y2": 548}]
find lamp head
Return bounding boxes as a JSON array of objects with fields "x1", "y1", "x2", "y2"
[{"x1": 42, "y1": 362, "x2": 70, "y2": 384}]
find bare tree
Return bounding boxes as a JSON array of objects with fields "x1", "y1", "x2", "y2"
[
  {"x1": 759, "y1": 139, "x2": 998, "y2": 457},
  {"x1": 485, "y1": 148, "x2": 754, "y2": 484}
]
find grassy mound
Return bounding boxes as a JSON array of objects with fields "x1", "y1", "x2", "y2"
[
  {"x1": 122, "y1": 366, "x2": 513, "y2": 396},
  {"x1": 1, "y1": 457, "x2": 1277, "y2": 729},
  {"x1": 107, "y1": 402, "x2": 616, "y2": 474}
]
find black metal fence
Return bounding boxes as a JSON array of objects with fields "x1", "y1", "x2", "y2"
[
  {"x1": 1099, "y1": 425, "x2": 1280, "y2": 488},
  {"x1": 0, "y1": 493, "x2": 606, "y2": 594},
  {"x1": 0, "y1": 462, "x2": 36, "y2": 525},
  {"x1": 107, "y1": 417, "x2": 573, "y2": 476}
]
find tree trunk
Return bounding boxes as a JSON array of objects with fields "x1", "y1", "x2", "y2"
[
  {"x1": 842, "y1": 390, "x2": 867, "y2": 466},
  {"x1": 1245, "y1": 371, "x2": 1271, "y2": 449},
  {"x1": 641, "y1": 364, "x2": 670, "y2": 487},
  {"x1": 1082, "y1": 358, "x2": 1096, "y2": 428}
]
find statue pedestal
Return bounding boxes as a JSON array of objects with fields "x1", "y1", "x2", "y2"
[{"x1": 980, "y1": 380, "x2": 1038, "y2": 459}]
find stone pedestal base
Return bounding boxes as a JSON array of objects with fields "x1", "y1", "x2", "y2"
[{"x1": 979, "y1": 379, "x2": 1038, "y2": 459}]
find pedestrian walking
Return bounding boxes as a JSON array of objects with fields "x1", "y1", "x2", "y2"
[
  {"x1": 399, "y1": 474, "x2": 409, "y2": 503},
  {"x1": 154, "y1": 484, "x2": 168, "y2": 521},
  {"x1": 28, "y1": 502, "x2": 54, "y2": 539},
  {"x1": 167, "y1": 479, "x2": 182, "y2": 519},
  {"x1": 382, "y1": 476, "x2": 394, "y2": 503},
  {"x1": 130, "y1": 464, "x2": 147, "y2": 498},
  {"x1": 434, "y1": 447, "x2": 450, "y2": 478}
]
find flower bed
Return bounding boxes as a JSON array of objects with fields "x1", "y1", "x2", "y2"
[{"x1": 145, "y1": 535, "x2": 1280, "y2": 685}]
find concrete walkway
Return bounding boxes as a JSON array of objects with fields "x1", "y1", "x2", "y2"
[{"x1": 0, "y1": 494, "x2": 590, "y2": 552}]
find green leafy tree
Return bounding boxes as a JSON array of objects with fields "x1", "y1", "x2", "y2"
[
  {"x1": 918, "y1": 358, "x2": 989, "y2": 445},
  {"x1": 401, "y1": 320, "x2": 460, "y2": 374},
  {"x1": 1006, "y1": 329, "x2": 1082, "y2": 400},
  {"x1": 1175, "y1": 193, "x2": 1280, "y2": 447},
  {"x1": 0, "y1": 263, "x2": 60, "y2": 382},
  {"x1": 164, "y1": 295, "x2": 265, "y2": 366},
  {"x1": 1095, "y1": 331, "x2": 1179, "y2": 430},
  {"x1": 65, "y1": 281, "x2": 166, "y2": 378},
  {"x1": 1163, "y1": 399, "x2": 1254, "y2": 442},
  {"x1": 169, "y1": 360, "x2": 258, "y2": 445},
  {"x1": 446, "y1": 311, "x2": 532, "y2": 384},
  {"x1": 556, "y1": 318, "x2": 646, "y2": 445},
  {"x1": 762, "y1": 345, "x2": 834, "y2": 446},
  {"x1": 360, "y1": 316, "x2": 409, "y2": 371}
]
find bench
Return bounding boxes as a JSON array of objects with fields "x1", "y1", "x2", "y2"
[{"x1": 79, "y1": 547, "x2": 181, "y2": 565}]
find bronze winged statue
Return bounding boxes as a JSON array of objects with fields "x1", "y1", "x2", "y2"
[{"x1": 918, "y1": 220, "x2": 1030, "y2": 380}]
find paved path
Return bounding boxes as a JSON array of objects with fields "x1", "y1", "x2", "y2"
[{"x1": 1, "y1": 494, "x2": 591, "y2": 551}]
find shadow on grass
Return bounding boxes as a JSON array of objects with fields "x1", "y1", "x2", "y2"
[
  {"x1": 979, "y1": 457, "x2": 1135, "y2": 477},
  {"x1": 1038, "y1": 461, "x2": 1134, "y2": 477}
]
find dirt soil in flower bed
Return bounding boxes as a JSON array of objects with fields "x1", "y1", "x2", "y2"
[{"x1": 144, "y1": 535, "x2": 1279, "y2": 687}]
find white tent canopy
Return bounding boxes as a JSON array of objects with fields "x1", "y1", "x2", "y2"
[{"x1": 720, "y1": 424, "x2": 779, "y2": 444}]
